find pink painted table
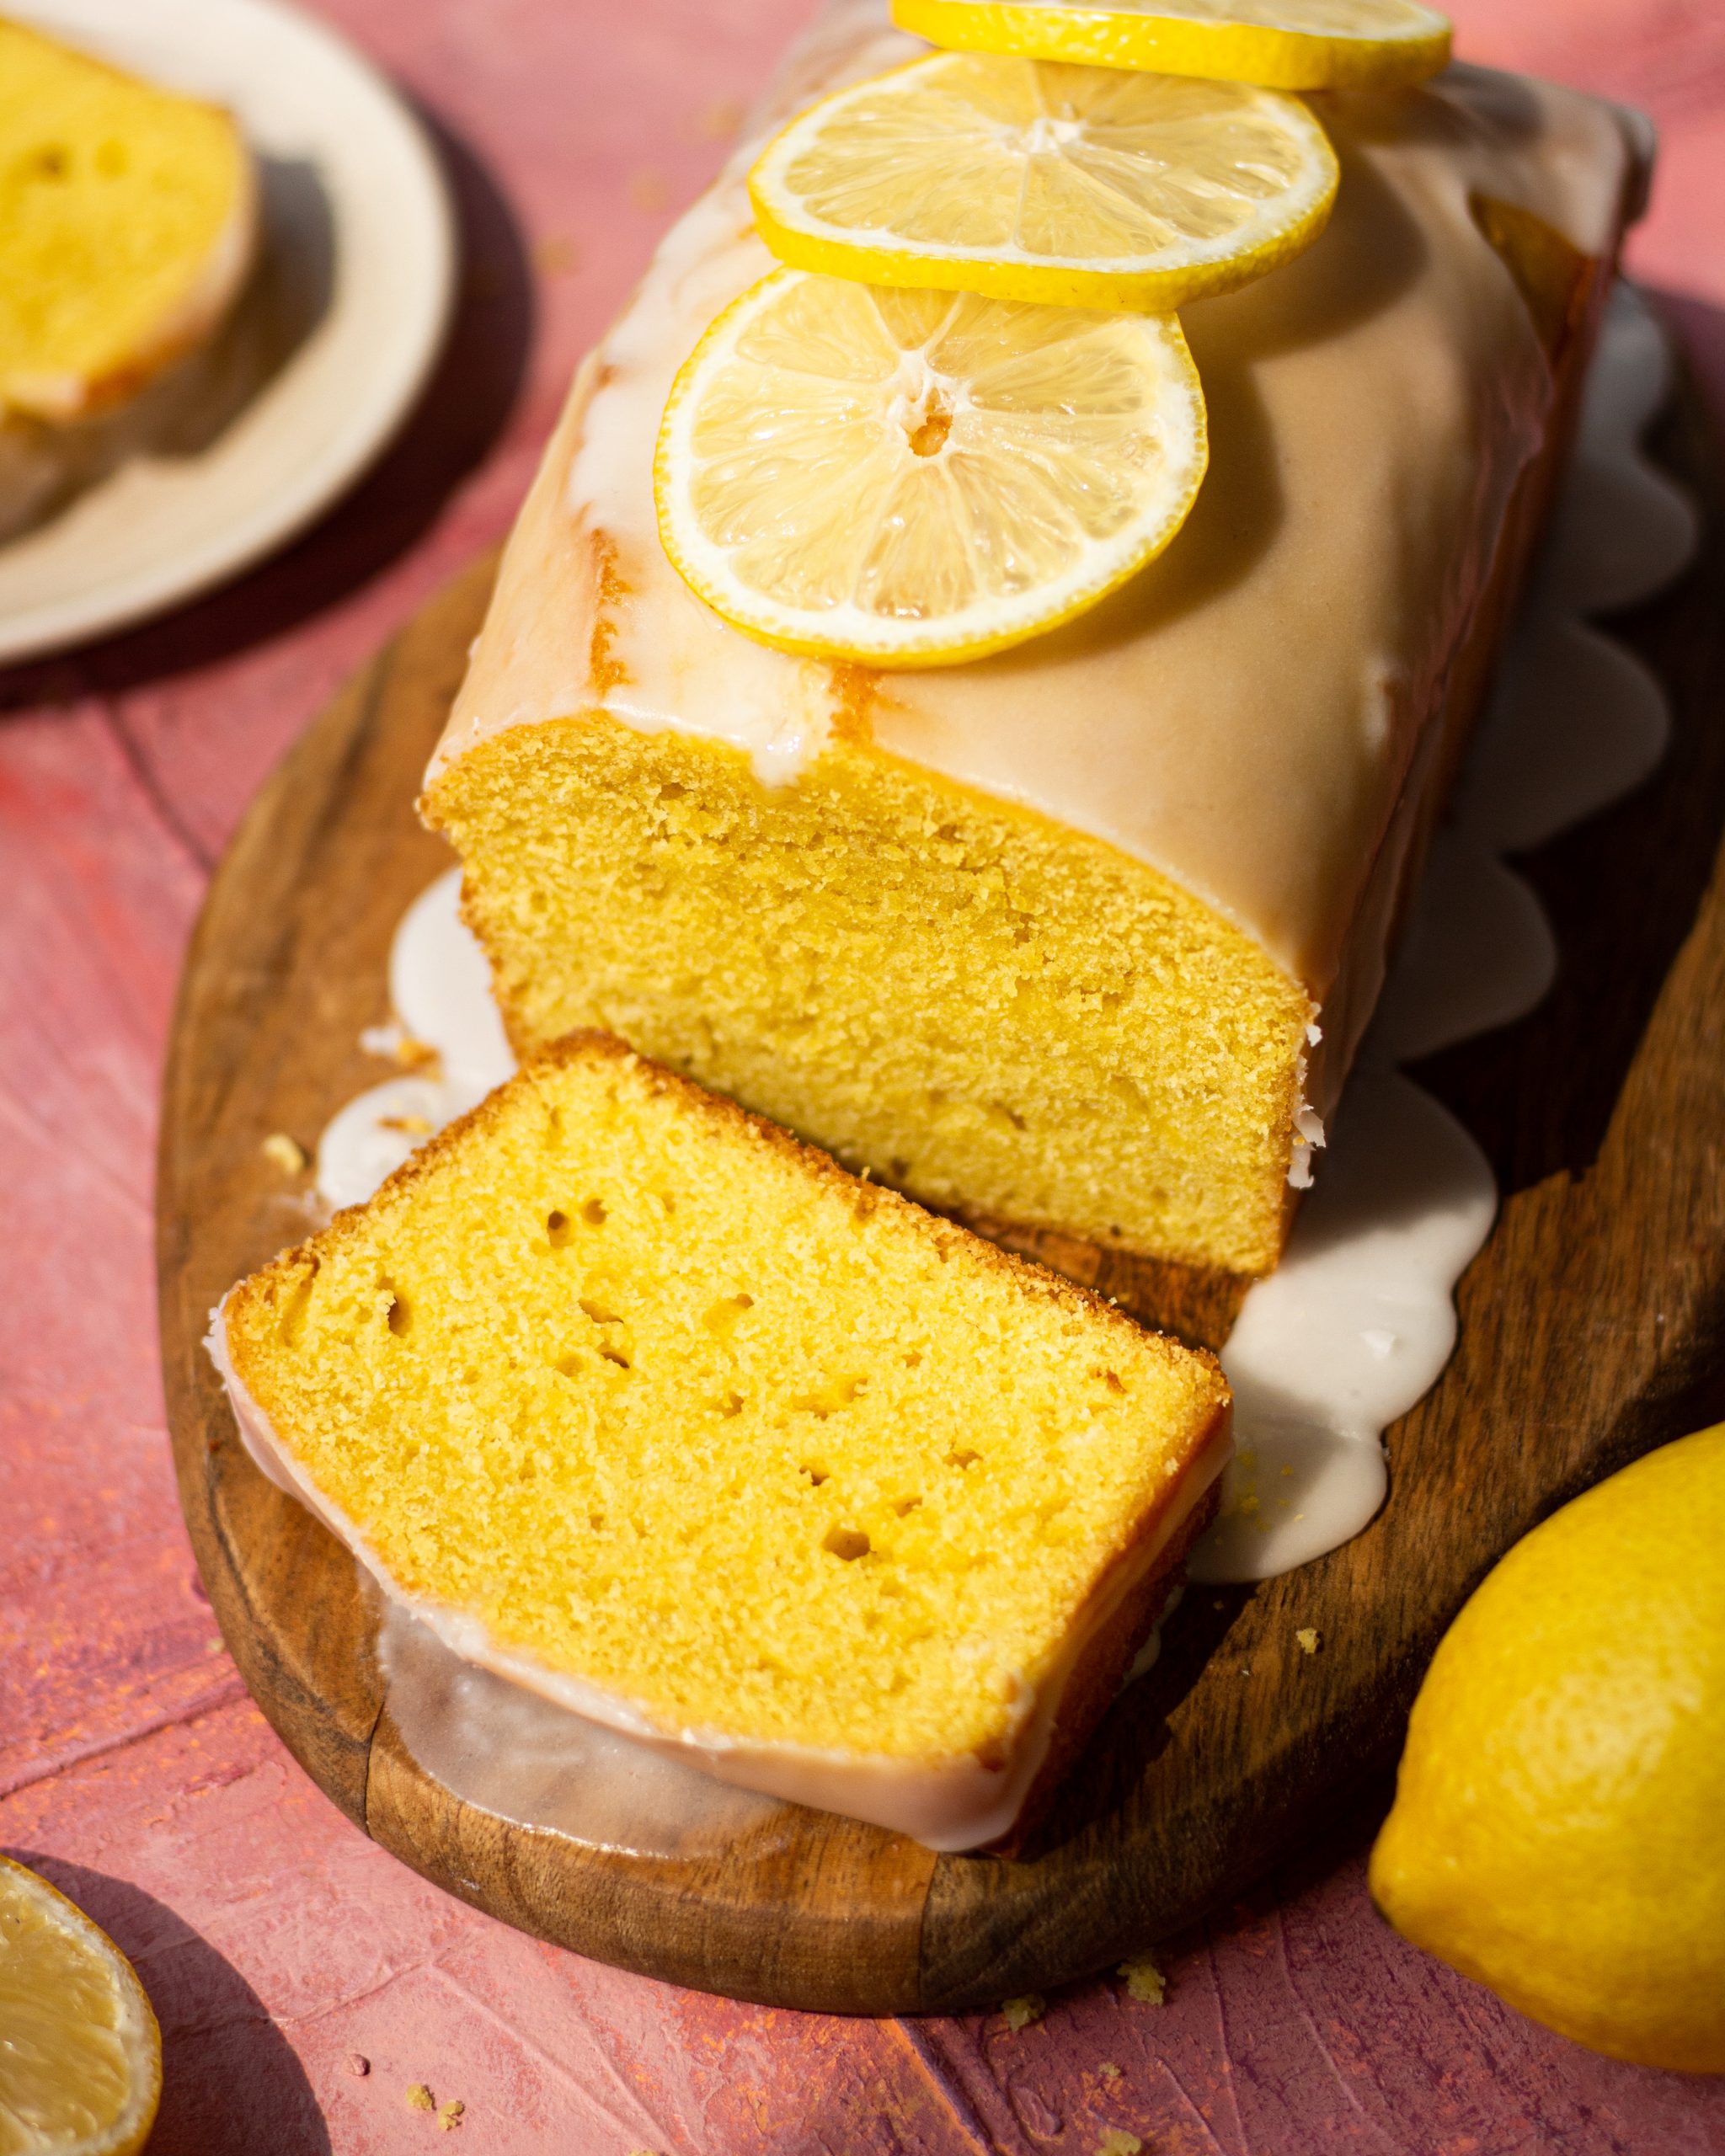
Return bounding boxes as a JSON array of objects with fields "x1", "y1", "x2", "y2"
[{"x1": 3, "y1": 3, "x2": 1722, "y2": 2148}]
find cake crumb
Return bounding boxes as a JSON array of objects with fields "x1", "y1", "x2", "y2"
[
  {"x1": 1001, "y1": 1993, "x2": 1045, "y2": 2031},
  {"x1": 1097, "y1": 2132, "x2": 1143, "y2": 2155},
  {"x1": 1119, "y1": 1952, "x2": 1166, "y2": 2004},
  {"x1": 404, "y1": 2084, "x2": 435, "y2": 2112},
  {"x1": 437, "y1": 2100, "x2": 465, "y2": 2131},
  {"x1": 1295, "y1": 1627, "x2": 1321, "y2": 1656},
  {"x1": 344, "y1": 2052, "x2": 370, "y2": 2078},
  {"x1": 260, "y1": 1132, "x2": 307, "y2": 1176},
  {"x1": 1098, "y1": 2062, "x2": 1123, "y2": 2080}
]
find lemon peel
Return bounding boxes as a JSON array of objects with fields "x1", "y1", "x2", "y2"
[
  {"x1": 1370, "y1": 1425, "x2": 1725, "y2": 2074},
  {"x1": 749, "y1": 53, "x2": 1338, "y2": 313},
  {"x1": 890, "y1": 0, "x2": 1452, "y2": 92}
]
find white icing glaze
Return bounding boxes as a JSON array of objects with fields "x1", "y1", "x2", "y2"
[
  {"x1": 315, "y1": 869, "x2": 513, "y2": 1211},
  {"x1": 1200, "y1": 282, "x2": 1696, "y2": 1582},
  {"x1": 376, "y1": 1597, "x2": 787, "y2": 1859},
  {"x1": 208, "y1": 1302, "x2": 1229, "y2": 1849},
  {"x1": 1194, "y1": 1069, "x2": 1494, "y2": 1582},
  {"x1": 430, "y1": 2, "x2": 1637, "y2": 1009}
]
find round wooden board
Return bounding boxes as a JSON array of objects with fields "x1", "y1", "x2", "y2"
[{"x1": 158, "y1": 382, "x2": 1725, "y2": 2017}]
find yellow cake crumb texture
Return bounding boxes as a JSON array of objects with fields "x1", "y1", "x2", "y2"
[
  {"x1": 425, "y1": 722, "x2": 1311, "y2": 1276},
  {"x1": 1118, "y1": 1951, "x2": 1166, "y2": 2004},
  {"x1": 225, "y1": 1038, "x2": 1228, "y2": 1764},
  {"x1": 1001, "y1": 1993, "x2": 1046, "y2": 2030},
  {"x1": 0, "y1": 17, "x2": 252, "y2": 420}
]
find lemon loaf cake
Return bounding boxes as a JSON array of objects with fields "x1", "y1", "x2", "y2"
[
  {"x1": 212, "y1": 1033, "x2": 1230, "y2": 1847},
  {"x1": 424, "y1": 3, "x2": 1642, "y2": 1278},
  {"x1": 0, "y1": 16, "x2": 255, "y2": 533}
]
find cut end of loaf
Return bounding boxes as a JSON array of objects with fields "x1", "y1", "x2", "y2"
[{"x1": 424, "y1": 722, "x2": 1314, "y2": 1277}]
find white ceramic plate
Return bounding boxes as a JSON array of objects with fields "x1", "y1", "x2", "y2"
[{"x1": 0, "y1": 0, "x2": 454, "y2": 664}]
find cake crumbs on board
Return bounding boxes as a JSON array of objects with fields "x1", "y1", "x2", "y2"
[
  {"x1": 437, "y1": 2100, "x2": 465, "y2": 2131},
  {"x1": 260, "y1": 1132, "x2": 307, "y2": 1175},
  {"x1": 1098, "y1": 2062, "x2": 1124, "y2": 2080},
  {"x1": 1097, "y1": 2132, "x2": 1144, "y2": 2155},
  {"x1": 1119, "y1": 1952, "x2": 1166, "y2": 2004},
  {"x1": 1001, "y1": 1993, "x2": 1046, "y2": 2030},
  {"x1": 1296, "y1": 1627, "x2": 1322, "y2": 1655},
  {"x1": 404, "y1": 2084, "x2": 435, "y2": 2111}
]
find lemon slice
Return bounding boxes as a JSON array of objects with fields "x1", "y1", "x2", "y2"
[
  {"x1": 750, "y1": 54, "x2": 1338, "y2": 312},
  {"x1": 655, "y1": 268, "x2": 1208, "y2": 667},
  {"x1": 0, "y1": 1856, "x2": 162, "y2": 2156},
  {"x1": 892, "y1": 0, "x2": 1452, "y2": 90}
]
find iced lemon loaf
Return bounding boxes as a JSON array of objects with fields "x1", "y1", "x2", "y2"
[
  {"x1": 425, "y1": 3, "x2": 1642, "y2": 1277},
  {"x1": 213, "y1": 1033, "x2": 1231, "y2": 1847}
]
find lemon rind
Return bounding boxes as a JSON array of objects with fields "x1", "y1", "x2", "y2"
[
  {"x1": 890, "y1": 0, "x2": 1452, "y2": 90},
  {"x1": 654, "y1": 267, "x2": 1210, "y2": 670},
  {"x1": 749, "y1": 173, "x2": 1337, "y2": 316}
]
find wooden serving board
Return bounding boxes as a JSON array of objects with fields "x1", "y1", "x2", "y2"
[{"x1": 158, "y1": 382, "x2": 1725, "y2": 2017}]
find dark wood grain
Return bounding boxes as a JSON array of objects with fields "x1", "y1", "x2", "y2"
[{"x1": 158, "y1": 382, "x2": 1724, "y2": 2015}]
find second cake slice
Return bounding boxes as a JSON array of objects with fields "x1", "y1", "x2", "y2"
[{"x1": 213, "y1": 1033, "x2": 1230, "y2": 1847}]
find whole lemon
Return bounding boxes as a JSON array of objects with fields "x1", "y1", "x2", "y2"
[{"x1": 1370, "y1": 1424, "x2": 1725, "y2": 2073}]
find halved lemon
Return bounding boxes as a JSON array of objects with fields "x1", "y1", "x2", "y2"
[
  {"x1": 892, "y1": 0, "x2": 1452, "y2": 91},
  {"x1": 750, "y1": 54, "x2": 1338, "y2": 312},
  {"x1": 0, "y1": 1856, "x2": 163, "y2": 2156},
  {"x1": 655, "y1": 269, "x2": 1208, "y2": 667}
]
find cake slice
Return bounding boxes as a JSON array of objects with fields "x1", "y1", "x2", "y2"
[
  {"x1": 424, "y1": 4, "x2": 1643, "y2": 1278},
  {"x1": 0, "y1": 17, "x2": 256, "y2": 423},
  {"x1": 213, "y1": 1033, "x2": 1230, "y2": 1848}
]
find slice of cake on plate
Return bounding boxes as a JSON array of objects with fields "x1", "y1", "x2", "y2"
[
  {"x1": 0, "y1": 16, "x2": 257, "y2": 536},
  {"x1": 212, "y1": 1034, "x2": 1230, "y2": 1848}
]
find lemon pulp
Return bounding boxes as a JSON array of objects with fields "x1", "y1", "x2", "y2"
[
  {"x1": 750, "y1": 54, "x2": 1338, "y2": 312},
  {"x1": 655, "y1": 270, "x2": 1208, "y2": 666},
  {"x1": 0, "y1": 1856, "x2": 162, "y2": 2156},
  {"x1": 891, "y1": 0, "x2": 1452, "y2": 90}
]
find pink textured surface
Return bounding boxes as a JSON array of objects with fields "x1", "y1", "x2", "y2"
[{"x1": 3, "y1": 2, "x2": 1722, "y2": 2147}]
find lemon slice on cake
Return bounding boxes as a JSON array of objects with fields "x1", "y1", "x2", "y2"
[
  {"x1": 0, "y1": 1856, "x2": 163, "y2": 2156},
  {"x1": 750, "y1": 53, "x2": 1338, "y2": 312},
  {"x1": 655, "y1": 269, "x2": 1208, "y2": 666},
  {"x1": 892, "y1": 0, "x2": 1451, "y2": 91}
]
